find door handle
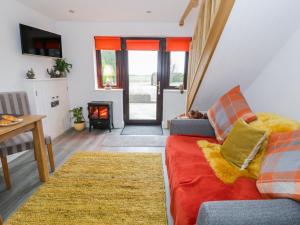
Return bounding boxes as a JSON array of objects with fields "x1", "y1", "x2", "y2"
[{"x1": 157, "y1": 81, "x2": 161, "y2": 95}]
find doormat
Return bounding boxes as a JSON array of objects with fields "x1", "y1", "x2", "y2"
[
  {"x1": 101, "y1": 135, "x2": 166, "y2": 147},
  {"x1": 121, "y1": 125, "x2": 163, "y2": 135}
]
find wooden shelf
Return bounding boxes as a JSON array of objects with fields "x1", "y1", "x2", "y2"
[{"x1": 25, "y1": 78, "x2": 68, "y2": 81}]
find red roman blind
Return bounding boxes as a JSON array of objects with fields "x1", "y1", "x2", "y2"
[
  {"x1": 95, "y1": 37, "x2": 121, "y2": 50},
  {"x1": 126, "y1": 40, "x2": 160, "y2": 51},
  {"x1": 166, "y1": 37, "x2": 192, "y2": 52}
]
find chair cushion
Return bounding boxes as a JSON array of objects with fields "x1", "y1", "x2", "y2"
[
  {"x1": 257, "y1": 130, "x2": 300, "y2": 201},
  {"x1": 207, "y1": 86, "x2": 257, "y2": 143},
  {"x1": 0, "y1": 132, "x2": 52, "y2": 157},
  {"x1": 0, "y1": 92, "x2": 31, "y2": 115}
]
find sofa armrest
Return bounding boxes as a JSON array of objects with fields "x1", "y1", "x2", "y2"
[
  {"x1": 197, "y1": 199, "x2": 300, "y2": 225},
  {"x1": 170, "y1": 119, "x2": 215, "y2": 137}
]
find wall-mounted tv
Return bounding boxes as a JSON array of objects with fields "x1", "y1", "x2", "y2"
[{"x1": 19, "y1": 24, "x2": 62, "y2": 58}]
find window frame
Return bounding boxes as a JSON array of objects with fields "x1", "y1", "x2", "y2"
[
  {"x1": 95, "y1": 50, "x2": 122, "y2": 89},
  {"x1": 165, "y1": 51, "x2": 189, "y2": 89}
]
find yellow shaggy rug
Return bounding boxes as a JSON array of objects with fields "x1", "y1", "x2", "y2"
[{"x1": 6, "y1": 152, "x2": 167, "y2": 225}]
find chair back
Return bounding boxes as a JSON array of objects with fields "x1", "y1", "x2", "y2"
[{"x1": 0, "y1": 92, "x2": 31, "y2": 115}]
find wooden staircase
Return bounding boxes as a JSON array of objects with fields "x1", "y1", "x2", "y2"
[{"x1": 186, "y1": 0, "x2": 235, "y2": 111}]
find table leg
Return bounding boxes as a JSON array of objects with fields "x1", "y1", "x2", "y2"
[
  {"x1": 33, "y1": 120, "x2": 49, "y2": 182},
  {"x1": 0, "y1": 156, "x2": 11, "y2": 190}
]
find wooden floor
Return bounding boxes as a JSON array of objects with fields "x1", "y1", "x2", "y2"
[{"x1": 0, "y1": 128, "x2": 173, "y2": 224}]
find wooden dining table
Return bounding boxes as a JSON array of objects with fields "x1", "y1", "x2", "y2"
[{"x1": 0, "y1": 115, "x2": 49, "y2": 182}]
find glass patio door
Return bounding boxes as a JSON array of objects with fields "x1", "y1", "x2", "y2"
[{"x1": 124, "y1": 39, "x2": 162, "y2": 125}]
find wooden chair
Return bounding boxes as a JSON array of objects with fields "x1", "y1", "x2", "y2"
[{"x1": 0, "y1": 92, "x2": 55, "y2": 190}]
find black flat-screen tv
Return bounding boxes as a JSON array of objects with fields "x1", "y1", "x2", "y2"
[{"x1": 19, "y1": 24, "x2": 62, "y2": 58}]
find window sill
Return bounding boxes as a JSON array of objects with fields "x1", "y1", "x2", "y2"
[
  {"x1": 164, "y1": 89, "x2": 187, "y2": 93},
  {"x1": 94, "y1": 88, "x2": 123, "y2": 92}
]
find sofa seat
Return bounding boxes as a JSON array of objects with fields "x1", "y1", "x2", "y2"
[{"x1": 166, "y1": 135, "x2": 263, "y2": 225}]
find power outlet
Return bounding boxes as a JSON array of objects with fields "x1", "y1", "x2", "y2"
[{"x1": 51, "y1": 100, "x2": 59, "y2": 108}]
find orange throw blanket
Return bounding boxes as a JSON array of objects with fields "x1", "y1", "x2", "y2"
[{"x1": 166, "y1": 135, "x2": 262, "y2": 225}]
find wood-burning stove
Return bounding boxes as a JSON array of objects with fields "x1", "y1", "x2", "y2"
[{"x1": 88, "y1": 101, "x2": 114, "y2": 132}]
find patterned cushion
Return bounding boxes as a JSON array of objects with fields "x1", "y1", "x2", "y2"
[
  {"x1": 0, "y1": 92, "x2": 31, "y2": 115},
  {"x1": 207, "y1": 86, "x2": 257, "y2": 143},
  {"x1": 257, "y1": 130, "x2": 300, "y2": 201},
  {"x1": 0, "y1": 132, "x2": 52, "y2": 157}
]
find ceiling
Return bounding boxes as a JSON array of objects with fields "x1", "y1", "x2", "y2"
[{"x1": 16, "y1": 0, "x2": 195, "y2": 23}]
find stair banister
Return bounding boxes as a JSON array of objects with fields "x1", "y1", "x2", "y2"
[{"x1": 186, "y1": 0, "x2": 235, "y2": 111}]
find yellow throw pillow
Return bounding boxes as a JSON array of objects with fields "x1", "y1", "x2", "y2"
[{"x1": 221, "y1": 119, "x2": 267, "y2": 170}]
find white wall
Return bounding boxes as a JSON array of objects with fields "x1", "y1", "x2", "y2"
[
  {"x1": 0, "y1": 0, "x2": 194, "y2": 131},
  {"x1": 245, "y1": 26, "x2": 300, "y2": 121},
  {"x1": 162, "y1": 90, "x2": 187, "y2": 128},
  {"x1": 0, "y1": 0, "x2": 56, "y2": 91},
  {"x1": 56, "y1": 21, "x2": 194, "y2": 127},
  {"x1": 0, "y1": 0, "x2": 71, "y2": 137},
  {"x1": 192, "y1": 0, "x2": 300, "y2": 110}
]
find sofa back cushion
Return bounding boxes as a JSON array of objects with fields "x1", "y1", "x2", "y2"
[
  {"x1": 257, "y1": 130, "x2": 300, "y2": 201},
  {"x1": 207, "y1": 86, "x2": 257, "y2": 143}
]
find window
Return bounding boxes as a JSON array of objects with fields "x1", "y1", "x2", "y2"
[
  {"x1": 165, "y1": 37, "x2": 190, "y2": 89},
  {"x1": 96, "y1": 50, "x2": 120, "y2": 88},
  {"x1": 94, "y1": 36, "x2": 191, "y2": 90},
  {"x1": 100, "y1": 50, "x2": 117, "y2": 86},
  {"x1": 94, "y1": 36, "x2": 121, "y2": 89},
  {"x1": 167, "y1": 51, "x2": 188, "y2": 89}
]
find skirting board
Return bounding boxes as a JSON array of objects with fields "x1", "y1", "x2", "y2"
[{"x1": 86, "y1": 121, "x2": 124, "y2": 129}]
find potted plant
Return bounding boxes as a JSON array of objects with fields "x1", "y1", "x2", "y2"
[
  {"x1": 47, "y1": 58, "x2": 72, "y2": 78},
  {"x1": 69, "y1": 107, "x2": 85, "y2": 131},
  {"x1": 54, "y1": 58, "x2": 72, "y2": 77},
  {"x1": 47, "y1": 68, "x2": 61, "y2": 78},
  {"x1": 26, "y1": 68, "x2": 35, "y2": 79}
]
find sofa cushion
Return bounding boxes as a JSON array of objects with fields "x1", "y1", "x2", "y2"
[
  {"x1": 207, "y1": 86, "x2": 257, "y2": 143},
  {"x1": 239, "y1": 112, "x2": 300, "y2": 178},
  {"x1": 166, "y1": 135, "x2": 262, "y2": 225},
  {"x1": 197, "y1": 199, "x2": 300, "y2": 225},
  {"x1": 257, "y1": 130, "x2": 300, "y2": 201},
  {"x1": 221, "y1": 119, "x2": 267, "y2": 170}
]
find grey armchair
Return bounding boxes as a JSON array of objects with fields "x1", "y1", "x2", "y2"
[{"x1": 0, "y1": 92, "x2": 55, "y2": 190}]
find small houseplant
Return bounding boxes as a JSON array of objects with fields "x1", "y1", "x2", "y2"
[
  {"x1": 69, "y1": 107, "x2": 85, "y2": 131},
  {"x1": 26, "y1": 68, "x2": 35, "y2": 79},
  {"x1": 47, "y1": 58, "x2": 72, "y2": 78},
  {"x1": 54, "y1": 58, "x2": 72, "y2": 77}
]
